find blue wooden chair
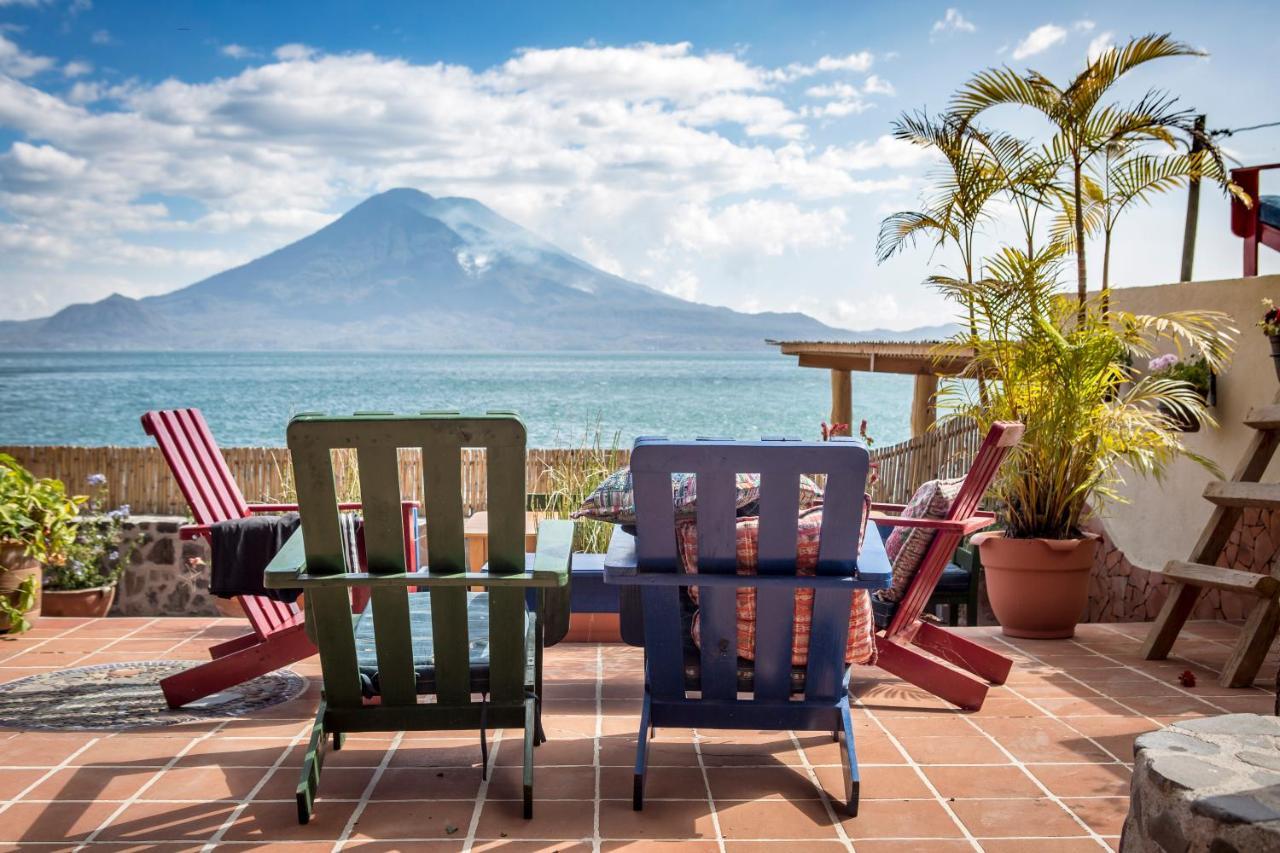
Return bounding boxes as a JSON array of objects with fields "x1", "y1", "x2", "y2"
[{"x1": 604, "y1": 437, "x2": 890, "y2": 816}]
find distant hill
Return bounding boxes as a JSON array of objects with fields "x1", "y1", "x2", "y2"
[{"x1": 0, "y1": 188, "x2": 950, "y2": 351}]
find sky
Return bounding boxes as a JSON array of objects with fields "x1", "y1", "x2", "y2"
[{"x1": 1, "y1": 0, "x2": 1279, "y2": 331}]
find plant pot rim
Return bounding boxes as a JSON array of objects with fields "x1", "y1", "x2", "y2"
[
  {"x1": 42, "y1": 584, "x2": 117, "y2": 594},
  {"x1": 972, "y1": 530, "x2": 1100, "y2": 548}
]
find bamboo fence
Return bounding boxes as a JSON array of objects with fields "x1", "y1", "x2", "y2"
[{"x1": 2, "y1": 421, "x2": 979, "y2": 516}]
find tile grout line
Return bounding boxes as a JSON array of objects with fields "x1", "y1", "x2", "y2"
[
  {"x1": 0, "y1": 617, "x2": 166, "y2": 817},
  {"x1": 853, "y1": 698, "x2": 983, "y2": 852},
  {"x1": 690, "y1": 728, "x2": 727, "y2": 853},
  {"x1": 331, "y1": 729, "x2": 405, "y2": 850},
  {"x1": 460, "y1": 720, "x2": 504, "y2": 851},
  {"x1": 75, "y1": 717, "x2": 236, "y2": 849},
  {"x1": 198, "y1": 721, "x2": 316, "y2": 850},
  {"x1": 956, "y1": 712, "x2": 1112, "y2": 849},
  {"x1": 785, "y1": 729, "x2": 853, "y2": 851},
  {"x1": 1088, "y1": 622, "x2": 1273, "y2": 695},
  {"x1": 592, "y1": 643, "x2": 603, "y2": 853}
]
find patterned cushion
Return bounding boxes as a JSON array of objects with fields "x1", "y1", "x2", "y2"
[
  {"x1": 677, "y1": 502, "x2": 876, "y2": 667},
  {"x1": 572, "y1": 466, "x2": 822, "y2": 525},
  {"x1": 875, "y1": 478, "x2": 964, "y2": 604},
  {"x1": 353, "y1": 591, "x2": 533, "y2": 697}
]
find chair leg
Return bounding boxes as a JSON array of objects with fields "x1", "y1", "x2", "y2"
[
  {"x1": 522, "y1": 695, "x2": 537, "y2": 819},
  {"x1": 875, "y1": 635, "x2": 990, "y2": 711},
  {"x1": 160, "y1": 625, "x2": 314, "y2": 709},
  {"x1": 332, "y1": 732, "x2": 344, "y2": 751},
  {"x1": 914, "y1": 622, "x2": 1013, "y2": 685},
  {"x1": 633, "y1": 694, "x2": 652, "y2": 811},
  {"x1": 296, "y1": 700, "x2": 328, "y2": 825},
  {"x1": 837, "y1": 702, "x2": 860, "y2": 817}
]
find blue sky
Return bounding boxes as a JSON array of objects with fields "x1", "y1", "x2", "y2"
[{"x1": 2, "y1": 0, "x2": 1278, "y2": 328}]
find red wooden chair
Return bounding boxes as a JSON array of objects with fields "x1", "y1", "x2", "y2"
[
  {"x1": 869, "y1": 422, "x2": 1023, "y2": 710},
  {"x1": 1231, "y1": 163, "x2": 1280, "y2": 276},
  {"x1": 142, "y1": 408, "x2": 416, "y2": 708}
]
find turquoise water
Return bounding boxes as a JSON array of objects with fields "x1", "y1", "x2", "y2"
[{"x1": 0, "y1": 351, "x2": 914, "y2": 448}]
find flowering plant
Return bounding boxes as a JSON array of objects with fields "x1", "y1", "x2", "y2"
[
  {"x1": 1147, "y1": 353, "x2": 1212, "y2": 396},
  {"x1": 1260, "y1": 298, "x2": 1280, "y2": 337},
  {"x1": 41, "y1": 475, "x2": 142, "y2": 591}
]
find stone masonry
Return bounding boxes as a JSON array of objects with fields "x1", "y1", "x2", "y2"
[{"x1": 111, "y1": 516, "x2": 218, "y2": 617}]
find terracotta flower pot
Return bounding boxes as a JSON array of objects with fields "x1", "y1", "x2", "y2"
[
  {"x1": 41, "y1": 585, "x2": 116, "y2": 618},
  {"x1": 973, "y1": 530, "x2": 1100, "y2": 639},
  {"x1": 0, "y1": 541, "x2": 42, "y2": 632}
]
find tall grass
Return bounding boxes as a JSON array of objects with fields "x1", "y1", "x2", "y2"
[{"x1": 540, "y1": 417, "x2": 625, "y2": 554}]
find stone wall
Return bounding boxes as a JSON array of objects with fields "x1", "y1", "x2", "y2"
[
  {"x1": 111, "y1": 516, "x2": 218, "y2": 617},
  {"x1": 1087, "y1": 508, "x2": 1280, "y2": 623}
]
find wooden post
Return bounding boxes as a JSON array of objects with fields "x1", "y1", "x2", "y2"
[
  {"x1": 910, "y1": 374, "x2": 938, "y2": 438},
  {"x1": 830, "y1": 369, "x2": 852, "y2": 430}
]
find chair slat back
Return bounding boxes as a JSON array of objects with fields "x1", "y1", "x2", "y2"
[
  {"x1": 885, "y1": 421, "x2": 1023, "y2": 637},
  {"x1": 287, "y1": 413, "x2": 529, "y2": 711},
  {"x1": 142, "y1": 408, "x2": 299, "y2": 638},
  {"x1": 631, "y1": 438, "x2": 870, "y2": 705},
  {"x1": 141, "y1": 408, "x2": 251, "y2": 525}
]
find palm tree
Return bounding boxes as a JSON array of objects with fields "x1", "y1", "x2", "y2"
[
  {"x1": 951, "y1": 34, "x2": 1204, "y2": 308},
  {"x1": 1051, "y1": 143, "x2": 1244, "y2": 312},
  {"x1": 877, "y1": 111, "x2": 1004, "y2": 342}
]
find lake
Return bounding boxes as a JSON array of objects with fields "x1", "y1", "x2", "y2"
[{"x1": 0, "y1": 351, "x2": 915, "y2": 448}]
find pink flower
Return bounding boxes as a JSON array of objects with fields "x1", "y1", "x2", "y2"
[{"x1": 1147, "y1": 354, "x2": 1178, "y2": 372}]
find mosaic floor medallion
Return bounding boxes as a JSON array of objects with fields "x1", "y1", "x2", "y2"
[{"x1": 0, "y1": 660, "x2": 307, "y2": 730}]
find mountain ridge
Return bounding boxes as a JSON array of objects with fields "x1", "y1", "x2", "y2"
[{"x1": 0, "y1": 188, "x2": 951, "y2": 351}]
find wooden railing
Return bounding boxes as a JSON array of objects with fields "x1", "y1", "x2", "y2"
[{"x1": 2, "y1": 422, "x2": 979, "y2": 516}]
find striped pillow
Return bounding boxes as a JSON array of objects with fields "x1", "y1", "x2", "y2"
[
  {"x1": 875, "y1": 478, "x2": 964, "y2": 603},
  {"x1": 678, "y1": 501, "x2": 875, "y2": 666},
  {"x1": 572, "y1": 467, "x2": 822, "y2": 526}
]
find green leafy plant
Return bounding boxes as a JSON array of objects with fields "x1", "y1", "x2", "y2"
[
  {"x1": 935, "y1": 243, "x2": 1234, "y2": 540},
  {"x1": 0, "y1": 453, "x2": 84, "y2": 564},
  {"x1": 42, "y1": 475, "x2": 142, "y2": 591},
  {"x1": 0, "y1": 574, "x2": 38, "y2": 634},
  {"x1": 541, "y1": 418, "x2": 624, "y2": 554}
]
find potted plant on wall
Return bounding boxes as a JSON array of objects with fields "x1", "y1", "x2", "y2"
[
  {"x1": 1261, "y1": 298, "x2": 1280, "y2": 383},
  {"x1": 937, "y1": 246, "x2": 1233, "y2": 638},
  {"x1": 41, "y1": 474, "x2": 142, "y2": 619},
  {"x1": 0, "y1": 454, "x2": 83, "y2": 634},
  {"x1": 1146, "y1": 354, "x2": 1215, "y2": 432}
]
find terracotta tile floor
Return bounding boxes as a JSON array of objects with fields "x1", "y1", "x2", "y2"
[{"x1": 0, "y1": 617, "x2": 1276, "y2": 851}]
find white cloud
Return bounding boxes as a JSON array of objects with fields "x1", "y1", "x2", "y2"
[
  {"x1": 90, "y1": 29, "x2": 111, "y2": 45},
  {"x1": 63, "y1": 59, "x2": 92, "y2": 77},
  {"x1": 0, "y1": 38, "x2": 932, "y2": 318},
  {"x1": 667, "y1": 200, "x2": 848, "y2": 256},
  {"x1": 0, "y1": 0, "x2": 53, "y2": 6},
  {"x1": 273, "y1": 43, "x2": 317, "y2": 61},
  {"x1": 863, "y1": 74, "x2": 895, "y2": 96},
  {"x1": 220, "y1": 43, "x2": 256, "y2": 60},
  {"x1": 1012, "y1": 24, "x2": 1068, "y2": 60},
  {"x1": 1088, "y1": 31, "x2": 1116, "y2": 62},
  {"x1": 660, "y1": 269, "x2": 699, "y2": 300},
  {"x1": 1074, "y1": 20, "x2": 1096, "y2": 32},
  {"x1": 931, "y1": 9, "x2": 976, "y2": 36},
  {"x1": 0, "y1": 32, "x2": 54, "y2": 77},
  {"x1": 816, "y1": 51, "x2": 874, "y2": 73}
]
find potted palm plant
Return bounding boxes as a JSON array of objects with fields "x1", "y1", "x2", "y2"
[
  {"x1": 41, "y1": 474, "x2": 141, "y2": 618},
  {"x1": 939, "y1": 247, "x2": 1232, "y2": 638},
  {"x1": 0, "y1": 454, "x2": 83, "y2": 634}
]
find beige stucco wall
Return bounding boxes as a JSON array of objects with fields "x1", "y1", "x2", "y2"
[{"x1": 1102, "y1": 274, "x2": 1280, "y2": 570}]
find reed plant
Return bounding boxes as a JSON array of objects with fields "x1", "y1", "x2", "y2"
[{"x1": 540, "y1": 418, "x2": 624, "y2": 554}]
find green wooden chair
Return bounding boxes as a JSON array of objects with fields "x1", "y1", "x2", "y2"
[{"x1": 265, "y1": 412, "x2": 573, "y2": 823}]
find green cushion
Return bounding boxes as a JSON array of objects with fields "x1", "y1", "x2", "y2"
[{"x1": 354, "y1": 591, "x2": 533, "y2": 697}]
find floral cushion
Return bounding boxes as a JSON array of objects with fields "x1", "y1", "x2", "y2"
[
  {"x1": 677, "y1": 501, "x2": 875, "y2": 667},
  {"x1": 573, "y1": 467, "x2": 822, "y2": 525},
  {"x1": 875, "y1": 478, "x2": 964, "y2": 603}
]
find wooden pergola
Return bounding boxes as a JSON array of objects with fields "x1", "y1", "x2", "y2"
[{"x1": 769, "y1": 339, "x2": 975, "y2": 438}]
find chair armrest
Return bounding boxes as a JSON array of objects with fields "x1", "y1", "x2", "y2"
[
  {"x1": 603, "y1": 526, "x2": 891, "y2": 591},
  {"x1": 869, "y1": 511, "x2": 995, "y2": 536},
  {"x1": 530, "y1": 519, "x2": 573, "y2": 583}
]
